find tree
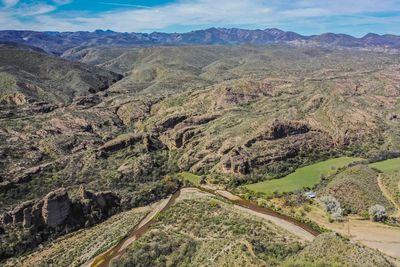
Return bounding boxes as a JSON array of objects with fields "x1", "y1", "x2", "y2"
[
  {"x1": 368, "y1": 204, "x2": 387, "y2": 222},
  {"x1": 320, "y1": 195, "x2": 343, "y2": 221}
]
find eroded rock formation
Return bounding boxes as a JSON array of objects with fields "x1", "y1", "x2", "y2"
[{"x1": 1, "y1": 187, "x2": 120, "y2": 230}]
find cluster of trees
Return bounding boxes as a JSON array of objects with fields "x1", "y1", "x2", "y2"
[{"x1": 321, "y1": 195, "x2": 388, "y2": 222}]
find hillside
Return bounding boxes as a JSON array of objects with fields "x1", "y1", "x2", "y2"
[
  {"x1": 318, "y1": 165, "x2": 394, "y2": 215},
  {"x1": 3, "y1": 188, "x2": 391, "y2": 267},
  {"x1": 2, "y1": 45, "x2": 400, "y2": 204},
  {"x1": 113, "y1": 189, "x2": 391, "y2": 267},
  {"x1": 1, "y1": 45, "x2": 400, "y2": 264},
  {"x1": 0, "y1": 45, "x2": 122, "y2": 105},
  {"x1": 64, "y1": 45, "x2": 400, "y2": 97}
]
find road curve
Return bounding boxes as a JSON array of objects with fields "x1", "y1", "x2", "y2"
[{"x1": 86, "y1": 187, "x2": 319, "y2": 267}]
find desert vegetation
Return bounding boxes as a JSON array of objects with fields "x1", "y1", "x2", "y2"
[
  {"x1": 3, "y1": 207, "x2": 148, "y2": 267},
  {"x1": 1, "y1": 42, "x2": 400, "y2": 265},
  {"x1": 112, "y1": 189, "x2": 392, "y2": 267}
]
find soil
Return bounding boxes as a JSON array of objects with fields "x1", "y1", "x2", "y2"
[{"x1": 307, "y1": 205, "x2": 400, "y2": 263}]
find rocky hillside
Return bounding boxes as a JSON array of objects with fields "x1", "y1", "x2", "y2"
[
  {"x1": 113, "y1": 189, "x2": 392, "y2": 267},
  {"x1": 63, "y1": 45, "x2": 400, "y2": 96},
  {"x1": 1, "y1": 45, "x2": 400, "y2": 262},
  {"x1": 1, "y1": 28, "x2": 400, "y2": 54}
]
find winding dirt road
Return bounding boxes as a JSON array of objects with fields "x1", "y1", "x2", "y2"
[
  {"x1": 86, "y1": 194, "x2": 178, "y2": 267},
  {"x1": 212, "y1": 189, "x2": 317, "y2": 241},
  {"x1": 87, "y1": 187, "x2": 319, "y2": 267}
]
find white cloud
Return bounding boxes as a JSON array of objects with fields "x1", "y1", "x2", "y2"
[
  {"x1": 64, "y1": 0, "x2": 274, "y2": 32},
  {"x1": 52, "y1": 0, "x2": 72, "y2": 4},
  {"x1": 2, "y1": 0, "x2": 19, "y2": 8},
  {"x1": 0, "y1": 0, "x2": 399, "y2": 35},
  {"x1": 16, "y1": 4, "x2": 56, "y2": 16},
  {"x1": 98, "y1": 2, "x2": 151, "y2": 8},
  {"x1": 282, "y1": 8, "x2": 330, "y2": 18}
]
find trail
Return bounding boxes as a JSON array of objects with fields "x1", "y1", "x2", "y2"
[
  {"x1": 86, "y1": 193, "x2": 179, "y2": 267},
  {"x1": 86, "y1": 187, "x2": 319, "y2": 267},
  {"x1": 377, "y1": 174, "x2": 400, "y2": 217}
]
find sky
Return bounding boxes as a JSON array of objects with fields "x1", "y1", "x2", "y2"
[{"x1": 0, "y1": 0, "x2": 399, "y2": 36}]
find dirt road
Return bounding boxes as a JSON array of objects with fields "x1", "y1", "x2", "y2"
[
  {"x1": 307, "y1": 205, "x2": 400, "y2": 262},
  {"x1": 88, "y1": 194, "x2": 177, "y2": 267},
  {"x1": 214, "y1": 190, "x2": 316, "y2": 242},
  {"x1": 87, "y1": 187, "x2": 319, "y2": 267}
]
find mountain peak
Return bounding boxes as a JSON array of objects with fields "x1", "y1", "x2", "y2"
[{"x1": 0, "y1": 28, "x2": 399, "y2": 54}]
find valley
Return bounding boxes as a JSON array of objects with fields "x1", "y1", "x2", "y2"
[{"x1": 1, "y1": 34, "x2": 400, "y2": 266}]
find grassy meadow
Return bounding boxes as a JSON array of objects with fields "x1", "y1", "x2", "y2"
[
  {"x1": 178, "y1": 172, "x2": 201, "y2": 186},
  {"x1": 245, "y1": 157, "x2": 363, "y2": 196},
  {"x1": 369, "y1": 157, "x2": 400, "y2": 173}
]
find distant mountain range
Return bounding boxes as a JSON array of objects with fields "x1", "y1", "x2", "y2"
[{"x1": 0, "y1": 28, "x2": 399, "y2": 54}]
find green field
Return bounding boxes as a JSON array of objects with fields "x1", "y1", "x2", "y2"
[
  {"x1": 178, "y1": 172, "x2": 201, "y2": 186},
  {"x1": 245, "y1": 157, "x2": 363, "y2": 196},
  {"x1": 369, "y1": 157, "x2": 400, "y2": 173}
]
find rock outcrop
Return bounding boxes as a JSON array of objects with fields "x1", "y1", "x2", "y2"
[
  {"x1": 0, "y1": 186, "x2": 122, "y2": 261},
  {"x1": 156, "y1": 114, "x2": 188, "y2": 132},
  {"x1": 42, "y1": 188, "x2": 71, "y2": 228},
  {"x1": 0, "y1": 92, "x2": 27, "y2": 105},
  {"x1": 10, "y1": 200, "x2": 34, "y2": 225},
  {"x1": 22, "y1": 101, "x2": 56, "y2": 114},
  {"x1": 1, "y1": 187, "x2": 120, "y2": 230},
  {"x1": 99, "y1": 133, "x2": 143, "y2": 153},
  {"x1": 245, "y1": 120, "x2": 311, "y2": 147}
]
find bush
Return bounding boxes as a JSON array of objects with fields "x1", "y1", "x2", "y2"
[
  {"x1": 368, "y1": 205, "x2": 387, "y2": 222},
  {"x1": 320, "y1": 195, "x2": 343, "y2": 221}
]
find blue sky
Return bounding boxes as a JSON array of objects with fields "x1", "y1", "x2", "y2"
[{"x1": 0, "y1": 0, "x2": 399, "y2": 36}]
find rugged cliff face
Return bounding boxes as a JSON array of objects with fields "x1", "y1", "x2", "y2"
[{"x1": 0, "y1": 187, "x2": 121, "y2": 259}]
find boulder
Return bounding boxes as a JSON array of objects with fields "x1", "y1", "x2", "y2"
[
  {"x1": 161, "y1": 126, "x2": 201, "y2": 149},
  {"x1": 116, "y1": 100, "x2": 151, "y2": 125},
  {"x1": 183, "y1": 114, "x2": 220, "y2": 125},
  {"x1": 270, "y1": 120, "x2": 310, "y2": 139},
  {"x1": 71, "y1": 94, "x2": 102, "y2": 108},
  {"x1": 13, "y1": 166, "x2": 41, "y2": 184},
  {"x1": 245, "y1": 120, "x2": 310, "y2": 147},
  {"x1": 11, "y1": 200, "x2": 34, "y2": 225},
  {"x1": 0, "y1": 186, "x2": 121, "y2": 253},
  {"x1": 42, "y1": 188, "x2": 71, "y2": 228}
]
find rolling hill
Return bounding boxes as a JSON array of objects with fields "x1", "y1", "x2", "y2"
[
  {"x1": 0, "y1": 44, "x2": 122, "y2": 105},
  {"x1": 1, "y1": 43, "x2": 400, "y2": 265}
]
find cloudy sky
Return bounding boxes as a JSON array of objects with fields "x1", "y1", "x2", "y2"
[{"x1": 0, "y1": 0, "x2": 399, "y2": 36}]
